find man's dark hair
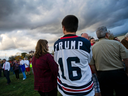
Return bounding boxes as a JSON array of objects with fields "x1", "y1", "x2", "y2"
[
  {"x1": 62, "y1": 15, "x2": 78, "y2": 32},
  {"x1": 3, "y1": 59, "x2": 6, "y2": 61},
  {"x1": 90, "y1": 37, "x2": 94, "y2": 41}
]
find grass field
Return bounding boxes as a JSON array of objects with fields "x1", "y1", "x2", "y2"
[{"x1": 0, "y1": 71, "x2": 62, "y2": 96}]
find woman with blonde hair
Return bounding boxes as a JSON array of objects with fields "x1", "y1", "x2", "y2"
[{"x1": 32, "y1": 39, "x2": 58, "y2": 96}]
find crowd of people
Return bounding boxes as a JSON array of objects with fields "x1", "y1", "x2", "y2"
[
  {"x1": 0, "y1": 57, "x2": 33, "y2": 85},
  {"x1": 32, "y1": 15, "x2": 128, "y2": 96},
  {"x1": 0, "y1": 15, "x2": 128, "y2": 96}
]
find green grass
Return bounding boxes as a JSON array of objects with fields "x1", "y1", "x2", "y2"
[{"x1": 0, "y1": 71, "x2": 62, "y2": 96}]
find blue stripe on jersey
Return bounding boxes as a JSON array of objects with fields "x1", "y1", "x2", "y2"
[
  {"x1": 58, "y1": 77, "x2": 93, "y2": 89},
  {"x1": 54, "y1": 36, "x2": 91, "y2": 53},
  {"x1": 58, "y1": 84, "x2": 93, "y2": 96}
]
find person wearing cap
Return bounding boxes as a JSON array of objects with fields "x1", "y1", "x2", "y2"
[
  {"x1": 24, "y1": 57, "x2": 30, "y2": 75},
  {"x1": 121, "y1": 32, "x2": 128, "y2": 49},
  {"x1": 2, "y1": 59, "x2": 11, "y2": 85},
  {"x1": 90, "y1": 26, "x2": 128, "y2": 96}
]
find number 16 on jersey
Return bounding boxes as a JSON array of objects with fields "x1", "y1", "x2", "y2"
[{"x1": 58, "y1": 57, "x2": 82, "y2": 81}]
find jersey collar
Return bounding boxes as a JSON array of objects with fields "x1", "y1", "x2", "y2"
[{"x1": 60, "y1": 34, "x2": 78, "y2": 39}]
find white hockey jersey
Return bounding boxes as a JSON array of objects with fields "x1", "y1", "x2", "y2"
[{"x1": 54, "y1": 35, "x2": 94, "y2": 96}]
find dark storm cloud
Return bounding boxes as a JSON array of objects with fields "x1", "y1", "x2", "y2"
[
  {"x1": 0, "y1": 0, "x2": 128, "y2": 51},
  {"x1": 0, "y1": 0, "x2": 56, "y2": 32},
  {"x1": 78, "y1": 0, "x2": 128, "y2": 35},
  {"x1": 1, "y1": 0, "x2": 127, "y2": 35}
]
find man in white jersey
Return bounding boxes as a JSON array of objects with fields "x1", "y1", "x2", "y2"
[{"x1": 54, "y1": 15, "x2": 94, "y2": 96}]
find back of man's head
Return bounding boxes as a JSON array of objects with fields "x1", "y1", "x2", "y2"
[
  {"x1": 3, "y1": 59, "x2": 6, "y2": 62},
  {"x1": 3, "y1": 59, "x2": 6, "y2": 61},
  {"x1": 81, "y1": 33, "x2": 89, "y2": 40},
  {"x1": 62, "y1": 15, "x2": 78, "y2": 32},
  {"x1": 96, "y1": 26, "x2": 108, "y2": 39}
]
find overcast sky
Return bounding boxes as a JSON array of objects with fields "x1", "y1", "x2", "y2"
[{"x1": 0, "y1": 0, "x2": 128, "y2": 59}]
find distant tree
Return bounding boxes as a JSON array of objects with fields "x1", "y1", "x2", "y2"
[
  {"x1": 21, "y1": 53, "x2": 27, "y2": 58},
  {"x1": 29, "y1": 50, "x2": 34, "y2": 57},
  {"x1": 29, "y1": 50, "x2": 34, "y2": 54},
  {"x1": 15, "y1": 55, "x2": 24, "y2": 61},
  {"x1": 9, "y1": 56, "x2": 15, "y2": 61},
  {"x1": 25, "y1": 54, "x2": 32, "y2": 60}
]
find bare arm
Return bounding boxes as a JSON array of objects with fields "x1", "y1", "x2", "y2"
[{"x1": 90, "y1": 65, "x2": 98, "y2": 76}]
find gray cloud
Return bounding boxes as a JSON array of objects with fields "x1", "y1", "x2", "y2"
[
  {"x1": 0, "y1": 0, "x2": 128, "y2": 53},
  {"x1": 79, "y1": 0, "x2": 128, "y2": 32}
]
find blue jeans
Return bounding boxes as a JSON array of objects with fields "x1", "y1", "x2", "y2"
[
  {"x1": 20, "y1": 67, "x2": 26, "y2": 79},
  {"x1": 22, "y1": 71, "x2": 26, "y2": 79}
]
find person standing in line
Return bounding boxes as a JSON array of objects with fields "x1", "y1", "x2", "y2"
[
  {"x1": 121, "y1": 32, "x2": 128, "y2": 49},
  {"x1": 24, "y1": 57, "x2": 30, "y2": 75},
  {"x1": 90, "y1": 37, "x2": 96, "y2": 46},
  {"x1": 0, "y1": 59, "x2": 2, "y2": 77},
  {"x1": 10, "y1": 61, "x2": 15, "y2": 74},
  {"x1": 90, "y1": 26, "x2": 128, "y2": 96},
  {"x1": 81, "y1": 33, "x2": 101, "y2": 96},
  {"x1": 81, "y1": 33, "x2": 90, "y2": 40},
  {"x1": 2, "y1": 59, "x2": 11, "y2": 85},
  {"x1": 29, "y1": 58, "x2": 33, "y2": 74},
  {"x1": 19, "y1": 58, "x2": 26, "y2": 80},
  {"x1": 32, "y1": 39, "x2": 58, "y2": 96},
  {"x1": 1, "y1": 60, "x2": 5, "y2": 77},
  {"x1": 54, "y1": 15, "x2": 94, "y2": 96},
  {"x1": 113, "y1": 37, "x2": 120, "y2": 42},
  {"x1": 13, "y1": 60, "x2": 20, "y2": 79},
  {"x1": 17, "y1": 60, "x2": 22, "y2": 73}
]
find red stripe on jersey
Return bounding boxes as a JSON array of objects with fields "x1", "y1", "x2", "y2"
[
  {"x1": 57, "y1": 78, "x2": 93, "y2": 92},
  {"x1": 60, "y1": 36, "x2": 78, "y2": 39},
  {"x1": 57, "y1": 78, "x2": 61, "y2": 83},
  {"x1": 62, "y1": 83, "x2": 93, "y2": 92}
]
